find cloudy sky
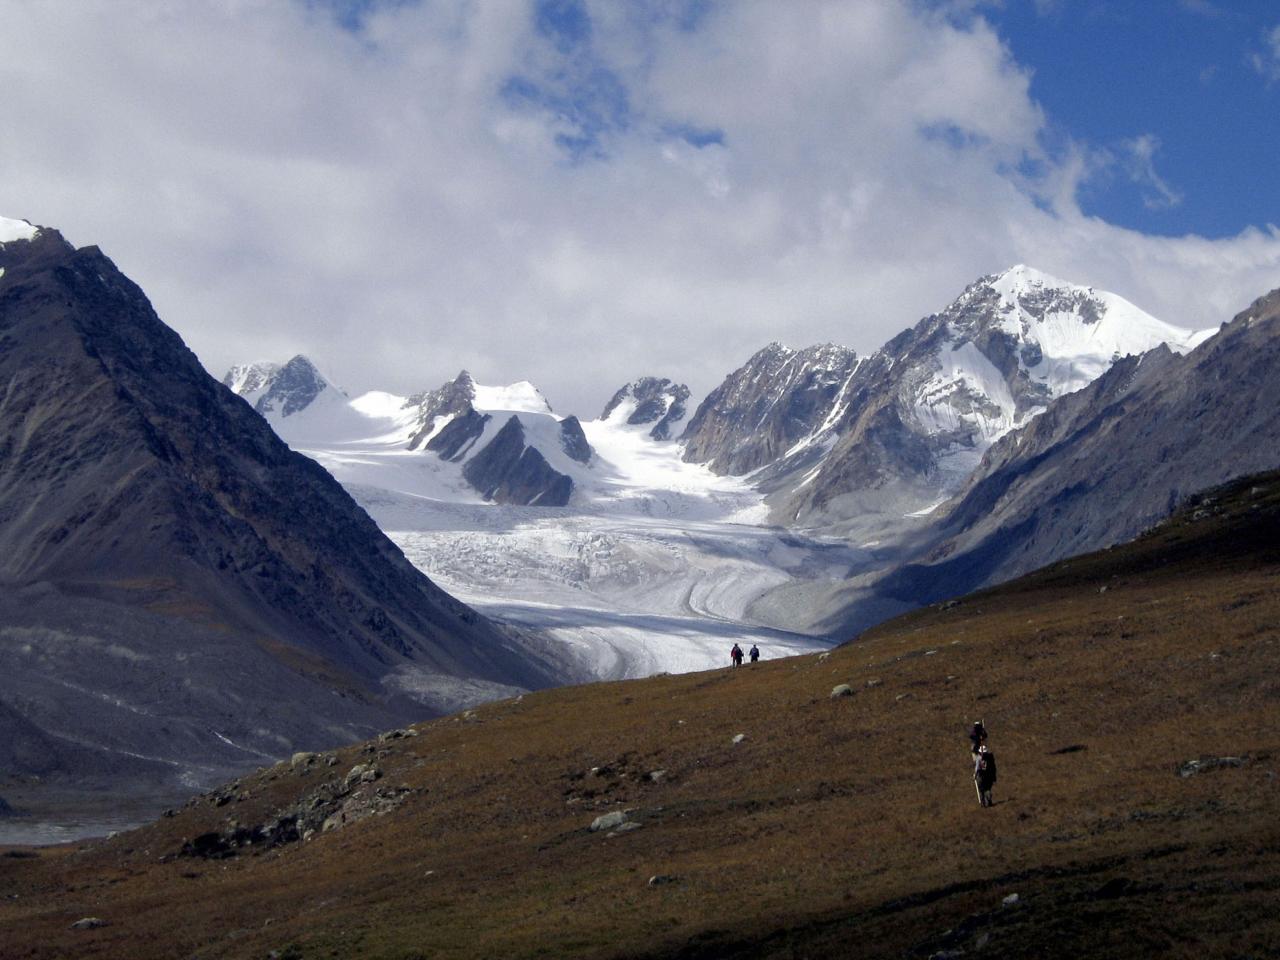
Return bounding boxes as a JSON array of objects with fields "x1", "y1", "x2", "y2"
[{"x1": 2, "y1": 0, "x2": 1278, "y2": 416}]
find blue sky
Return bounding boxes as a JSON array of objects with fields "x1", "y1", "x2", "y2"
[
  {"x1": 2, "y1": 1, "x2": 1278, "y2": 414},
  {"x1": 977, "y1": 0, "x2": 1280, "y2": 239}
]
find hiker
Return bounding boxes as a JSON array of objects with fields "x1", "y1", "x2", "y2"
[
  {"x1": 730, "y1": 643, "x2": 744, "y2": 668},
  {"x1": 749, "y1": 644, "x2": 760, "y2": 664},
  {"x1": 968, "y1": 719, "x2": 988, "y2": 758},
  {"x1": 974, "y1": 744, "x2": 997, "y2": 807}
]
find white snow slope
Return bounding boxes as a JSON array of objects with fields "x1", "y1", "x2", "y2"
[{"x1": 263, "y1": 383, "x2": 841, "y2": 678}]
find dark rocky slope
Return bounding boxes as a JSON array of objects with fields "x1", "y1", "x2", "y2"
[{"x1": 0, "y1": 226, "x2": 567, "y2": 803}]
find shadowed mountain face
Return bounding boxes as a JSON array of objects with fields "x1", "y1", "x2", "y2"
[
  {"x1": 876, "y1": 288, "x2": 1280, "y2": 606},
  {"x1": 0, "y1": 227, "x2": 566, "y2": 801}
]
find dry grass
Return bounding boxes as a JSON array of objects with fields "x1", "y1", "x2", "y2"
[{"x1": 2, "y1": 473, "x2": 1279, "y2": 959}]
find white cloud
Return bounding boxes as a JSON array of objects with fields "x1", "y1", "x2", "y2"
[
  {"x1": 0, "y1": 0, "x2": 1277, "y2": 418},
  {"x1": 1119, "y1": 134, "x2": 1183, "y2": 210},
  {"x1": 1251, "y1": 23, "x2": 1280, "y2": 83}
]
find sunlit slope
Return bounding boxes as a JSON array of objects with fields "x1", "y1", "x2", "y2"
[{"x1": 2, "y1": 472, "x2": 1278, "y2": 959}]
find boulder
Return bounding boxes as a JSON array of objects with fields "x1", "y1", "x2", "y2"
[
  {"x1": 590, "y1": 811, "x2": 629, "y2": 832},
  {"x1": 830, "y1": 684, "x2": 853, "y2": 698}
]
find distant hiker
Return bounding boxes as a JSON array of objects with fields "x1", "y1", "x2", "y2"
[
  {"x1": 749, "y1": 644, "x2": 760, "y2": 664},
  {"x1": 730, "y1": 643, "x2": 744, "y2": 668},
  {"x1": 968, "y1": 719, "x2": 988, "y2": 758},
  {"x1": 974, "y1": 744, "x2": 997, "y2": 807}
]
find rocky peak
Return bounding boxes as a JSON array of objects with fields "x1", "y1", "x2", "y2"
[
  {"x1": 0, "y1": 215, "x2": 40, "y2": 246},
  {"x1": 680, "y1": 342, "x2": 859, "y2": 475},
  {"x1": 601, "y1": 377, "x2": 692, "y2": 441},
  {"x1": 405, "y1": 371, "x2": 480, "y2": 450},
  {"x1": 222, "y1": 355, "x2": 337, "y2": 419}
]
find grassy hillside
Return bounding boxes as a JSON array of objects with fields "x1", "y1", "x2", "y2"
[{"x1": 2, "y1": 472, "x2": 1279, "y2": 959}]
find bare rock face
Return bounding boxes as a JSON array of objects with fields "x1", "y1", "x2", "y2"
[
  {"x1": 559, "y1": 415, "x2": 592, "y2": 464},
  {"x1": 0, "y1": 225, "x2": 565, "y2": 800},
  {"x1": 405, "y1": 371, "x2": 477, "y2": 450},
  {"x1": 681, "y1": 343, "x2": 859, "y2": 475},
  {"x1": 602, "y1": 377, "x2": 691, "y2": 441},
  {"x1": 426, "y1": 408, "x2": 490, "y2": 461},
  {"x1": 223, "y1": 355, "x2": 335, "y2": 418},
  {"x1": 462, "y1": 416, "x2": 574, "y2": 506},
  {"x1": 877, "y1": 287, "x2": 1280, "y2": 605}
]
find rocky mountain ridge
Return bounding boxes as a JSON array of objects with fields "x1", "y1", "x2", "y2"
[
  {"x1": 681, "y1": 265, "x2": 1211, "y2": 530},
  {"x1": 0, "y1": 223, "x2": 568, "y2": 807},
  {"x1": 874, "y1": 284, "x2": 1280, "y2": 607}
]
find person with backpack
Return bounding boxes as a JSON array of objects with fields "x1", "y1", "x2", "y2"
[
  {"x1": 749, "y1": 644, "x2": 760, "y2": 664},
  {"x1": 974, "y1": 744, "x2": 997, "y2": 807},
  {"x1": 730, "y1": 643, "x2": 744, "y2": 668}
]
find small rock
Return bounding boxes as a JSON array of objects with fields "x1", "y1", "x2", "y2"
[
  {"x1": 817, "y1": 652, "x2": 831, "y2": 662},
  {"x1": 612, "y1": 822, "x2": 643, "y2": 834},
  {"x1": 1176, "y1": 755, "x2": 1248, "y2": 777},
  {"x1": 928, "y1": 951, "x2": 964, "y2": 960},
  {"x1": 1002, "y1": 893, "x2": 1020, "y2": 907},
  {"x1": 345, "y1": 764, "x2": 368, "y2": 787},
  {"x1": 895, "y1": 693, "x2": 911, "y2": 702},
  {"x1": 731, "y1": 733, "x2": 746, "y2": 745},
  {"x1": 290, "y1": 752, "x2": 316, "y2": 768},
  {"x1": 590, "y1": 811, "x2": 629, "y2": 832},
  {"x1": 647, "y1": 770, "x2": 667, "y2": 783},
  {"x1": 70, "y1": 917, "x2": 108, "y2": 930},
  {"x1": 865, "y1": 678, "x2": 881, "y2": 687},
  {"x1": 360, "y1": 767, "x2": 381, "y2": 784},
  {"x1": 648, "y1": 874, "x2": 676, "y2": 886},
  {"x1": 924, "y1": 649, "x2": 937, "y2": 656},
  {"x1": 974, "y1": 933, "x2": 990, "y2": 950},
  {"x1": 830, "y1": 684, "x2": 853, "y2": 699}
]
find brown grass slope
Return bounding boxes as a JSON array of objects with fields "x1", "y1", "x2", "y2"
[{"x1": 2, "y1": 472, "x2": 1279, "y2": 959}]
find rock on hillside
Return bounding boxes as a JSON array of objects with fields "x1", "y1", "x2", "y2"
[{"x1": 0, "y1": 223, "x2": 567, "y2": 801}]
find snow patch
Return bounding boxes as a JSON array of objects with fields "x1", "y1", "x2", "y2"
[{"x1": 0, "y1": 216, "x2": 36, "y2": 243}]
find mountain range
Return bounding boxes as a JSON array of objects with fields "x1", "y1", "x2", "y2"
[{"x1": 5, "y1": 210, "x2": 1279, "y2": 840}]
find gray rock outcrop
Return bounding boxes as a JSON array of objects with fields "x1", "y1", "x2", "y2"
[
  {"x1": 462, "y1": 416, "x2": 575, "y2": 506},
  {"x1": 681, "y1": 343, "x2": 859, "y2": 475},
  {"x1": 405, "y1": 371, "x2": 478, "y2": 450},
  {"x1": 602, "y1": 377, "x2": 691, "y2": 440}
]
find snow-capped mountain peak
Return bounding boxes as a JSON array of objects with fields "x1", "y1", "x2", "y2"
[
  {"x1": 473, "y1": 380, "x2": 552, "y2": 415},
  {"x1": 223, "y1": 354, "x2": 339, "y2": 419},
  {"x1": 0, "y1": 216, "x2": 37, "y2": 244}
]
